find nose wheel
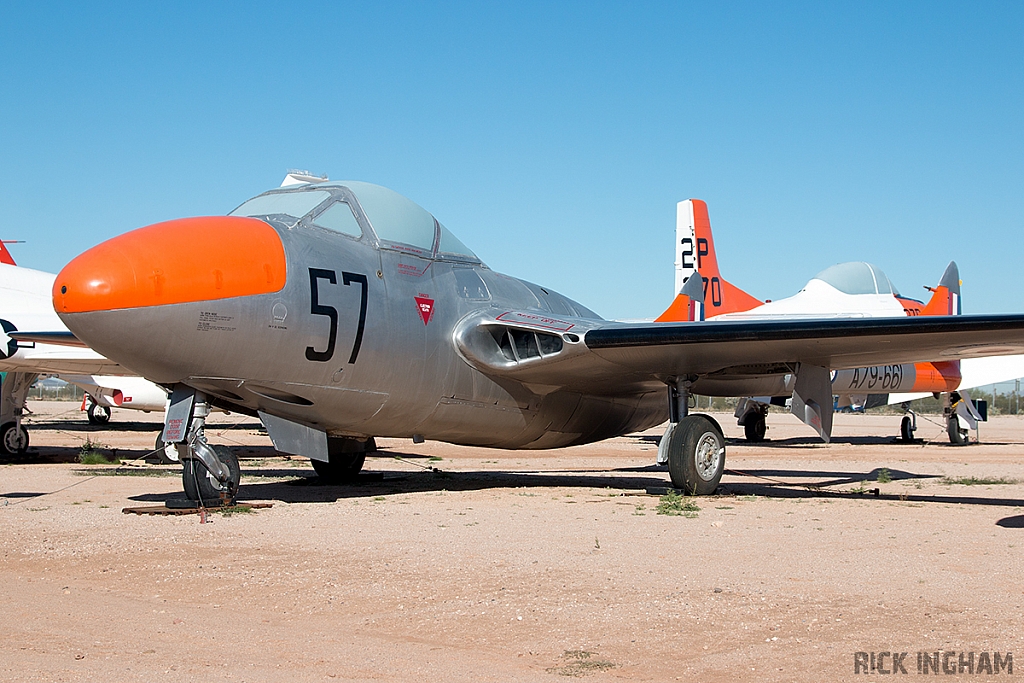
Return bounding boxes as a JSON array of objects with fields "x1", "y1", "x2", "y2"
[
  {"x1": 183, "y1": 444, "x2": 240, "y2": 505},
  {"x1": 161, "y1": 386, "x2": 242, "y2": 505}
]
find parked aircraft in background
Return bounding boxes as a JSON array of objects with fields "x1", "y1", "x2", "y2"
[
  {"x1": 0, "y1": 245, "x2": 170, "y2": 455},
  {"x1": 36, "y1": 177, "x2": 1024, "y2": 503},
  {"x1": 657, "y1": 199, "x2": 1024, "y2": 445}
]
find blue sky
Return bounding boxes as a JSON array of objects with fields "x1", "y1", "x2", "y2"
[{"x1": 1, "y1": 1, "x2": 1022, "y2": 320}]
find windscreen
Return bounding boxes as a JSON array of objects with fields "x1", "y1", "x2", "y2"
[{"x1": 230, "y1": 190, "x2": 332, "y2": 219}]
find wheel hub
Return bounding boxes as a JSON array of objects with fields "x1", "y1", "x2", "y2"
[
  {"x1": 694, "y1": 432, "x2": 722, "y2": 481},
  {"x1": 4, "y1": 428, "x2": 24, "y2": 452}
]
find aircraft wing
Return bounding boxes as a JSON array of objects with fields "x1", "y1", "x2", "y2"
[
  {"x1": 457, "y1": 312, "x2": 1024, "y2": 394},
  {"x1": 0, "y1": 336, "x2": 130, "y2": 376},
  {"x1": 585, "y1": 315, "x2": 1024, "y2": 375}
]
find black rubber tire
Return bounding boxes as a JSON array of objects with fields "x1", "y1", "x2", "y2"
[
  {"x1": 154, "y1": 432, "x2": 176, "y2": 465},
  {"x1": 87, "y1": 401, "x2": 111, "y2": 425},
  {"x1": 312, "y1": 452, "x2": 367, "y2": 483},
  {"x1": 666, "y1": 415, "x2": 725, "y2": 495},
  {"x1": 312, "y1": 437, "x2": 374, "y2": 483},
  {"x1": 182, "y1": 444, "x2": 241, "y2": 504},
  {"x1": 743, "y1": 414, "x2": 767, "y2": 442},
  {"x1": 947, "y1": 415, "x2": 968, "y2": 446},
  {"x1": 900, "y1": 415, "x2": 915, "y2": 442},
  {"x1": 0, "y1": 422, "x2": 29, "y2": 455}
]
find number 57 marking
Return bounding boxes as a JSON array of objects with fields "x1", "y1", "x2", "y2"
[{"x1": 305, "y1": 268, "x2": 368, "y2": 364}]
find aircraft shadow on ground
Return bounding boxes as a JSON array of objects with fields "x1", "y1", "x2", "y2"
[
  {"x1": 2, "y1": 445, "x2": 284, "y2": 466},
  {"x1": 23, "y1": 419, "x2": 262, "y2": 435},
  {"x1": 113, "y1": 454, "x2": 1024, "y2": 511},
  {"x1": 7, "y1": 447, "x2": 1021, "y2": 512},
  {"x1": 635, "y1": 432, "x2": 948, "y2": 448}
]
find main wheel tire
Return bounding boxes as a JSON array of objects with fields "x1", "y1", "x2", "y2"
[
  {"x1": 666, "y1": 415, "x2": 725, "y2": 495},
  {"x1": 312, "y1": 452, "x2": 367, "y2": 484},
  {"x1": 87, "y1": 401, "x2": 111, "y2": 425},
  {"x1": 182, "y1": 444, "x2": 241, "y2": 504},
  {"x1": 947, "y1": 416, "x2": 968, "y2": 446},
  {"x1": 312, "y1": 437, "x2": 374, "y2": 483},
  {"x1": 743, "y1": 414, "x2": 767, "y2": 442},
  {"x1": 900, "y1": 415, "x2": 915, "y2": 442},
  {"x1": 0, "y1": 422, "x2": 29, "y2": 455}
]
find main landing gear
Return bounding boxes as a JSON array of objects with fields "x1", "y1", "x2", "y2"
[
  {"x1": 162, "y1": 388, "x2": 240, "y2": 506},
  {"x1": 899, "y1": 407, "x2": 917, "y2": 443},
  {"x1": 311, "y1": 437, "x2": 375, "y2": 483},
  {"x1": 660, "y1": 382, "x2": 726, "y2": 495},
  {"x1": 733, "y1": 398, "x2": 769, "y2": 443},
  {"x1": 84, "y1": 395, "x2": 111, "y2": 425},
  {"x1": 1, "y1": 372, "x2": 37, "y2": 457},
  {"x1": 902, "y1": 393, "x2": 980, "y2": 446}
]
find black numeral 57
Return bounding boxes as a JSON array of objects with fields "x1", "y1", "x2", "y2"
[{"x1": 305, "y1": 268, "x2": 368, "y2": 364}]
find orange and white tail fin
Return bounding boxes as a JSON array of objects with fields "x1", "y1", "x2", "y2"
[
  {"x1": 921, "y1": 261, "x2": 961, "y2": 316},
  {"x1": 0, "y1": 241, "x2": 17, "y2": 266},
  {"x1": 655, "y1": 271, "x2": 706, "y2": 322},
  {"x1": 657, "y1": 199, "x2": 762, "y2": 321},
  {"x1": 896, "y1": 261, "x2": 960, "y2": 316}
]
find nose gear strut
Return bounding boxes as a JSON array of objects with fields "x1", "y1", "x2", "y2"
[{"x1": 163, "y1": 385, "x2": 240, "y2": 505}]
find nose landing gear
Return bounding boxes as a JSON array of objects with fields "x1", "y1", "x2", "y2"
[{"x1": 163, "y1": 386, "x2": 240, "y2": 506}]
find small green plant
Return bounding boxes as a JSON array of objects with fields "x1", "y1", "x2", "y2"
[
  {"x1": 546, "y1": 650, "x2": 616, "y2": 677},
  {"x1": 941, "y1": 476, "x2": 1020, "y2": 486},
  {"x1": 876, "y1": 468, "x2": 892, "y2": 484},
  {"x1": 75, "y1": 468, "x2": 176, "y2": 477},
  {"x1": 428, "y1": 456, "x2": 443, "y2": 462},
  {"x1": 216, "y1": 505, "x2": 256, "y2": 517},
  {"x1": 633, "y1": 503, "x2": 646, "y2": 516},
  {"x1": 78, "y1": 439, "x2": 117, "y2": 464},
  {"x1": 657, "y1": 492, "x2": 700, "y2": 517}
]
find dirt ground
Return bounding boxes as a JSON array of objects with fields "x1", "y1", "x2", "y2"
[{"x1": 1, "y1": 401, "x2": 1022, "y2": 682}]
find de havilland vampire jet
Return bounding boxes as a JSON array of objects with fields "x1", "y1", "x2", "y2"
[{"x1": 35, "y1": 179, "x2": 1024, "y2": 503}]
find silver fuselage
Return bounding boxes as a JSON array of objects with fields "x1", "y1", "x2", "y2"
[{"x1": 66, "y1": 218, "x2": 667, "y2": 449}]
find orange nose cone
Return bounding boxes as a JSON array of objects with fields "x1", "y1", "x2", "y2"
[{"x1": 54, "y1": 216, "x2": 287, "y2": 313}]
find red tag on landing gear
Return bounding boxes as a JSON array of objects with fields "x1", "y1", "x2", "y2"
[{"x1": 414, "y1": 296, "x2": 434, "y2": 325}]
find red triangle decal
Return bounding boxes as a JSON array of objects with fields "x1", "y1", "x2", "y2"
[{"x1": 414, "y1": 296, "x2": 434, "y2": 325}]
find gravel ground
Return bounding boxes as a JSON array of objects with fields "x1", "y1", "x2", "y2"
[{"x1": 1, "y1": 401, "x2": 1022, "y2": 682}]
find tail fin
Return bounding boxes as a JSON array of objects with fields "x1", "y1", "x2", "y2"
[
  {"x1": 655, "y1": 271, "x2": 706, "y2": 322},
  {"x1": 0, "y1": 241, "x2": 17, "y2": 266},
  {"x1": 899, "y1": 261, "x2": 960, "y2": 316},
  {"x1": 662, "y1": 199, "x2": 762, "y2": 321},
  {"x1": 920, "y1": 261, "x2": 961, "y2": 316}
]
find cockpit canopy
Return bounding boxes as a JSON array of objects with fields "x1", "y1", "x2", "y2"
[
  {"x1": 230, "y1": 181, "x2": 480, "y2": 263},
  {"x1": 810, "y1": 262, "x2": 900, "y2": 296}
]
